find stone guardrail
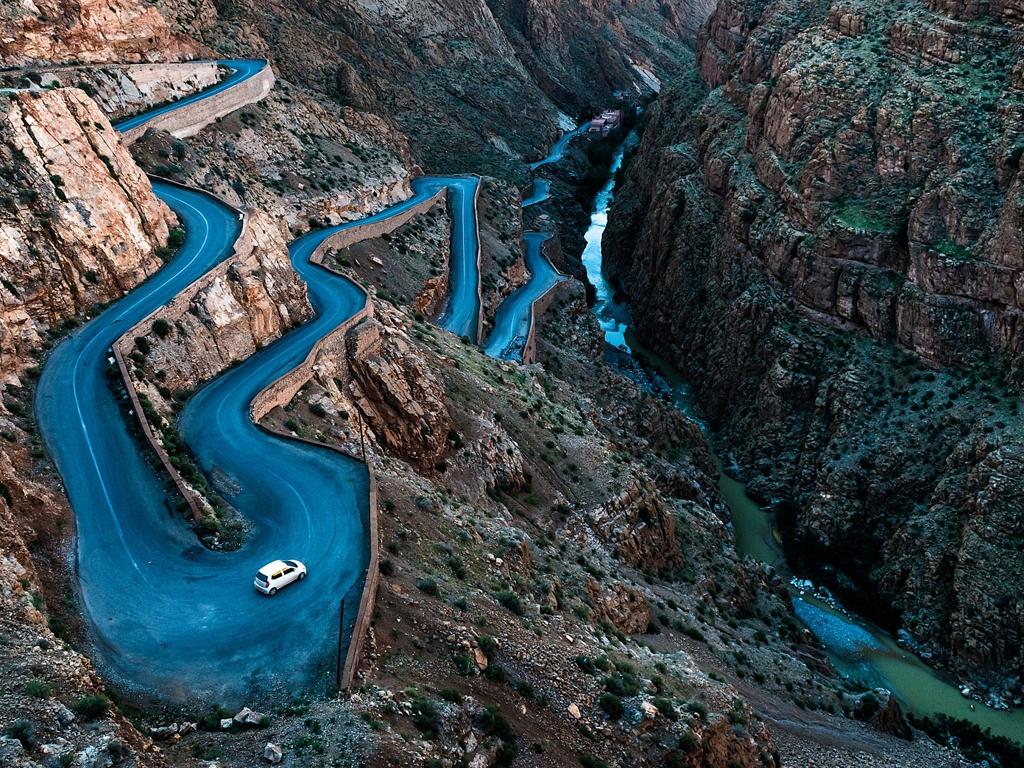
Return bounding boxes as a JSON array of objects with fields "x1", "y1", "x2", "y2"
[
  {"x1": 522, "y1": 235, "x2": 569, "y2": 365},
  {"x1": 120, "y1": 61, "x2": 275, "y2": 144},
  {"x1": 471, "y1": 177, "x2": 485, "y2": 344}
]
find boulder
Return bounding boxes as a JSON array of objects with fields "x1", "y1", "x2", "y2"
[{"x1": 263, "y1": 742, "x2": 283, "y2": 764}]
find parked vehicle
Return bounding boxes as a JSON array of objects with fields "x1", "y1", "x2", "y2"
[{"x1": 254, "y1": 559, "x2": 307, "y2": 595}]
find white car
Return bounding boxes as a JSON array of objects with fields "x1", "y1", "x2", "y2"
[{"x1": 254, "y1": 559, "x2": 307, "y2": 595}]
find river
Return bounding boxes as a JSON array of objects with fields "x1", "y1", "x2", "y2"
[{"x1": 579, "y1": 131, "x2": 1024, "y2": 744}]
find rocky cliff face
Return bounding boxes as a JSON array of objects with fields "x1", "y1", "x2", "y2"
[
  {"x1": 125, "y1": 209, "x2": 311, "y2": 417},
  {"x1": 484, "y1": 0, "x2": 713, "y2": 110},
  {"x1": 0, "y1": 0, "x2": 199, "y2": 65},
  {"x1": 606, "y1": 0, "x2": 1024, "y2": 699},
  {"x1": 0, "y1": 87, "x2": 175, "y2": 386}
]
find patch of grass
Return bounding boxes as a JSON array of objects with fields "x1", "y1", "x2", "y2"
[
  {"x1": 834, "y1": 200, "x2": 898, "y2": 233},
  {"x1": 24, "y1": 679, "x2": 53, "y2": 698},
  {"x1": 933, "y1": 239, "x2": 972, "y2": 262}
]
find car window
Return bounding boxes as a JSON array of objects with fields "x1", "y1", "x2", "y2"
[
  {"x1": 273, "y1": 570, "x2": 283, "y2": 579},
  {"x1": 283, "y1": 567, "x2": 294, "y2": 575}
]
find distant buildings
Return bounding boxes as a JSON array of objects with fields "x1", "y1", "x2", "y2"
[{"x1": 588, "y1": 109, "x2": 623, "y2": 136}]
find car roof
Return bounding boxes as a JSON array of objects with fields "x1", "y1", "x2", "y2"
[{"x1": 258, "y1": 560, "x2": 288, "y2": 575}]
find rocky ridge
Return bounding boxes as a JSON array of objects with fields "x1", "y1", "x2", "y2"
[
  {"x1": 0, "y1": 0, "x2": 200, "y2": 65},
  {"x1": 605, "y1": 0, "x2": 1024, "y2": 701},
  {"x1": 0, "y1": 86, "x2": 174, "y2": 386}
]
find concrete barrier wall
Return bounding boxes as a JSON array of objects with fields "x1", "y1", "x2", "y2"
[
  {"x1": 121, "y1": 63, "x2": 275, "y2": 144},
  {"x1": 112, "y1": 345, "x2": 205, "y2": 521},
  {"x1": 309, "y1": 189, "x2": 446, "y2": 255},
  {"x1": 522, "y1": 237, "x2": 569, "y2": 365}
]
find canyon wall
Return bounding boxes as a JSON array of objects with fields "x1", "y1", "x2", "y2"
[
  {"x1": 0, "y1": 0, "x2": 199, "y2": 65},
  {"x1": 606, "y1": 0, "x2": 1024, "y2": 700},
  {"x1": 0, "y1": 87, "x2": 175, "y2": 386}
]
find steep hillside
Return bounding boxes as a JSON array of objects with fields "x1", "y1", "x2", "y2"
[
  {"x1": 0, "y1": 0, "x2": 199, "y2": 64},
  {"x1": 606, "y1": 0, "x2": 1024, "y2": 701}
]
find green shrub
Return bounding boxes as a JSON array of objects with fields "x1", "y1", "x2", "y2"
[
  {"x1": 152, "y1": 318, "x2": 172, "y2": 338},
  {"x1": 476, "y1": 705, "x2": 516, "y2": 767},
  {"x1": 493, "y1": 589, "x2": 523, "y2": 616},
  {"x1": 410, "y1": 697, "x2": 440, "y2": 739},
  {"x1": 24, "y1": 679, "x2": 53, "y2": 698},
  {"x1": 684, "y1": 698, "x2": 708, "y2": 719},
  {"x1": 676, "y1": 731, "x2": 698, "y2": 753},
  {"x1": 167, "y1": 228, "x2": 186, "y2": 249},
  {"x1": 4, "y1": 719, "x2": 36, "y2": 748},
  {"x1": 478, "y1": 634, "x2": 498, "y2": 660},
  {"x1": 73, "y1": 693, "x2": 111, "y2": 720},
  {"x1": 598, "y1": 693, "x2": 623, "y2": 719},
  {"x1": 417, "y1": 577, "x2": 439, "y2": 596},
  {"x1": 654, "y1": 697, "x2": 676, "y2": 720}
]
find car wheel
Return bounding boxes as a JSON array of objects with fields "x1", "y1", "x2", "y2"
[
  {"x1": 299, "y1": 572, "x2": 306, "y2": 580},
  {"x1": 269, "y1": 587, "x2": 277, "y2": 595}
]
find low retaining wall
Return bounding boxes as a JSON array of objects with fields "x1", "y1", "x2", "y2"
[
  {"x1": 112, "y1": 345, "x2": 204, "y2": 520},
  {"x1": 121, "y1": 62, "x2": 275, "y2": 144},
  {"x1": 522, "y1": 236, "x2": 569, "y2": 365},
  {"x1": 472, "y1": 177, "x2": 485, "y2": 344},
  {"x1": 311, "y1": 189, "x2": 446, "y2": 256}
]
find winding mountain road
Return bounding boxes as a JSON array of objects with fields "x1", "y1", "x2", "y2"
[
  {"x1": 35, "y1": 62, "x2": 484, "y2": 702},
  {"x1": 529, "y1": 121, "x2": 589, "y2": 170},
  {"x1": 483, "y1": 233, "x2": 564, "y2": 360},
  {"x1": 417, "y1": 176, "x2": 481, "y2": 341},
  {"x1": 483, "y1": 122, "x2": 585, "y2": 361}
]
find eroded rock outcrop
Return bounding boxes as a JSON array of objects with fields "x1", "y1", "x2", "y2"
[
  {"x1": 585, "y1": 577, "x2": 651, "y2": 633},
  {"x1": 0, "y1": 87, "x2": 174, "y2": 385},
  {"x1": 346, "y1": 317, "x2": 453, "y2": 470},
  {"x1": 0, "y1": 0, "x2": 199, "y2": 65},
  {"x1": 587, "y1": 475, "x2": 683, "y2": 572}
]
